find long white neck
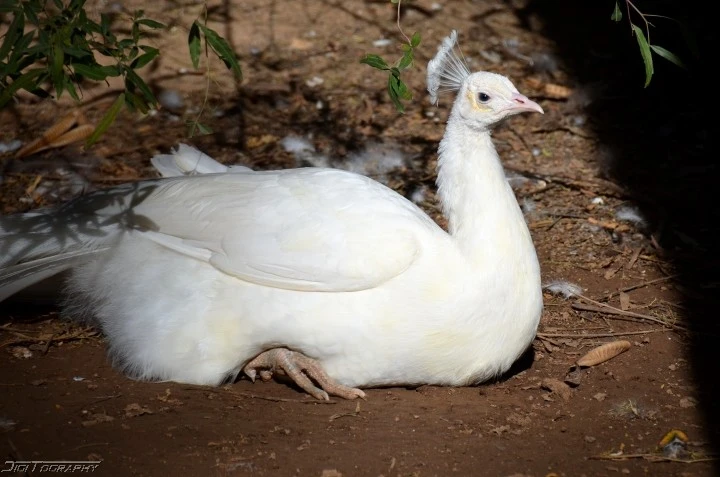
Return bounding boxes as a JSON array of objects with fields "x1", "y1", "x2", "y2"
[{"x1": 436, "y1": 114, "x2": 534, "y2": 266}]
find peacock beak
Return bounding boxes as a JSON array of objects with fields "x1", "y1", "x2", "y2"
[{"x1": 507, "y1": 93, "x2": 544, "y2": 114}]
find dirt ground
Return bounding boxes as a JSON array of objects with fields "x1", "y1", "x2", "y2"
[{"x1": 2, "y1": 0, "x2": 719, "y2": 476}]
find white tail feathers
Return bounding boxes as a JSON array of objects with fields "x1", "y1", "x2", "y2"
[
  {"x1": 151, "y1": 144, "x2": 252, "y2": 177},
  {"x1": 427, "y1": 30, "x2": 471, "y2": 105}
]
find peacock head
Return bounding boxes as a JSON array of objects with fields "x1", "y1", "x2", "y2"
[{"x1": 427, "y1": 31, "x2": 543, "y2": 130}]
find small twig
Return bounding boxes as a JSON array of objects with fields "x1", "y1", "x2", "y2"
[
  {"x1": 329, "y1": 401, "x2": 361, "y2": 422},
  {"x1": 69, "y1": 442, "x2": 110, "y2": 451},
  {"x1": 600, "y1": 275, "x2": 678, "y2": 302},
  {"x1": 84, "y1": 394, "x2": 123, "y2": 406},
  {"x1": 590, "y1": 452, "x2": 716, "y2": 463},
  {"x1": 395, "y1": 0, "x2": 411, "y2": 44},
  {"x1": 230, "y1": 390, "x2": 338, "y2": 404},
  {"x1": 183, "y1": 386, "x2": 337, "y2": 404},
  {"x1": 573, "y1": 295, "x2": 684, "y2": 330},
  {"x1": 537, "y1": 329, "x2": 668, "y2": 339}
]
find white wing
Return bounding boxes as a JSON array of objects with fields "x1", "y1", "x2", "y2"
[
  {"x1": 130, "y1": 169, "x2": 442, "y2": 292},
  {"x1": 151, "y1": 144, "x2": 252, "y2": 177}
]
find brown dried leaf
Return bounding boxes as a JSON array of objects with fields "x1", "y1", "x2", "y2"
[
  {"x1": 619, "y1": 291, "x2": 631, "y2": 311},
  {"x1": 124, "y1": 403, "x2": 153, "y2": 418},
  {"x1": 576, "y1": 340, "x2": 631, "y2": 367},
  {"x1": 541, "y1": 378, "x2": 572, "y2": 401},
  {"x1": 544, "y1": 83, "x2": 573, "y2": 99}
]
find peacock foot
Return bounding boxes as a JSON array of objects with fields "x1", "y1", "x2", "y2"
[{"x1": 243, "y1": 348, "x2": 366, "y2": 401}]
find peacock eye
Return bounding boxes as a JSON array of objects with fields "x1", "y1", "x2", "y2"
[{"x1": 478, "y1": 92, "x2": 491, "y2": 103}]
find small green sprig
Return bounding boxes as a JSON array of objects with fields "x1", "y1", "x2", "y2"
[
  {"x1": 611, "y1": 0, "x2": 687, "y2": 87},
  {"x1": 360, "y1": 0, "x2": 420, "y2": 113}
]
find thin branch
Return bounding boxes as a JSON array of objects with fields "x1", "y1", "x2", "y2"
[
  {"x1": 600, "y1": 274, "x2": 678, "y2": 302},
  {"x1": 537, "y1": 329, "x2": 668, "y2": 339},
  {"x1": 395, "y1": 0, "x2": 410, "y2": 44},
  {"x1": 575, "y1": 293, "x2": 684, "y2": 329}
]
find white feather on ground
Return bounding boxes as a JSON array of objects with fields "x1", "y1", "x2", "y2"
[{"x1": 543, "y1": 280, "x2": 582, "y2": 299}]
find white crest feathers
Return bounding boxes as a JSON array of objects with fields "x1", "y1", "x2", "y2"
[{"x1": 426, "y1": 30, "x2": 471, "y2": 105}]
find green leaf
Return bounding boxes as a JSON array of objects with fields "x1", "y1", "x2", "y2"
[
  {"x1": 86, "y1": 92, "x2": 125, "y2": 146},
  {"x1": 387, "y1": 74, "x2": 405, "y2": 113},
  {"x1": 360, "y1": 54, "x2": 389, "y2": 70},
  {"x1": 398, "y1": 51, "x2": 413, "y2": 70},
  {"x1": 0, "y1": 9, "x2": 24, "y2": 62},
  {"x1": 410, "y1": 32, "x2": 421, "y2": 48},
  {"x1": 397, "y1": 79, "x2": 411, "y2": 100},
  {"x1": 124, "y1": 90, "x2": 150, "y2": 114},
  {"x1": 0, "y1": 68, "x2": 44, "y2": 108},
  {"x1": 51, "y1": 41, "x2": 65, "y2": 97},
  {"x1": 650, "y1": 45, "x2": 686, "y2": 69},
  {"x1": 124, "y1": 66, "x2": 157, "y2": 105},
  {"x1": 65, "y1": 76, "x2": 79, "y2": 101},
  {"x1": 188, "y1": 22, "x2": 201, "y2": 70},
  {"x1": 188, "y1": 120, "x2": 213, "y2": 137},
  {"x1": 136, "y1": 18, "x2": 165, "y2": 29},
  {"x1": 100, "y1": 13, "x2": 111, "y2": 37},
  {"x1": 100, "y1": 65, "x2": 122, "y2": 77},
  {"x1": 611, "y1": 2, "x2": 623, "y2": 22},
  {"x1": 131, "y1": 46, "x2": 159, "y2": 69},
  {"x1": 72, "y1": 63, "x2": 109, "y2": 80},
  {"x1": 197, "y1": 24, "x2": 242, "y2": 79},
  {"x1": 632, "y1": 24, "x2": 653, "y2": 87}
]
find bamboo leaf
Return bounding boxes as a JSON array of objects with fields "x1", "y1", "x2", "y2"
[
  {"x1": 124, "y1": 67, "x2": 157, "y2": 105},
  {"x1": 611, "y1": 2, "x2": 623, "y2": 22},
  {"x1": 72, "y1": 63, "x2": 107, "y2": 80},
  {"x1": 0, "y1": 69, "x2": 44, "y2": 108},
  {"x1": 0, "y1": 9, "x2": 24, "y2": 62},
  {"x1": 188, "y1": 22, "x2": 201, "y2": 70},
  {"x1": 86, "y1": 92, "x2": 124, "y2": 146},
  {"x1": 198, "y1": 24, "x2": 242, "y2": 79},
  {"x1": 131, "y1": 46, "x2": 159, "y2": 69},
  {"x1": 632, "y1": 24, "x2": 653, "y2": 87},
  {"x1": 650, "y1": 45, "x2": 686, "y2": 69},
  {"x1": 136, "y1": 19, "x2": 165, "y2": 29}
]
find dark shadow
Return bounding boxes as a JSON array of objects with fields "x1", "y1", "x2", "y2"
[{"x1": 514, "y1": 0, "x2": 720, "y2": 466}]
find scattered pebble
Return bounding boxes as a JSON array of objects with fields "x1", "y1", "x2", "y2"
[
  {"x1": 10, "y1": 347, "x2": 32, "y2": 359},
  {"x1": 158, "y1": 89, "x2": 184, "y2": 111},
  {"x1": 72, "y1": 376, "x2": 85, "y2": 382},
  {"x1": 591, "y1": 197, "x2": 605, "y2": 205},
  {"x1": 615, "y1": 205, "x2": 646, "y2": 227},
  {"x1": 305, "y1": 76, "x2": 324, "y2": 88},
  {"x1": 0, "y1": 139, "x2": 22, "y2": 153},
  {"x1": 593, "y1": 393, "x2": 607, "y2": 402},
  {"x1": 679, "y1": 397, "x2": 697, "y2": 408},
  {"x1": 0, "y1": 417, "x2": 16, "y2": 432},
  {"x1": 372, "y1": 38, "x2": 392, "y2": 47},
  {"x1": 584, "y1": 435, "x2": 596, "y2": 443}
]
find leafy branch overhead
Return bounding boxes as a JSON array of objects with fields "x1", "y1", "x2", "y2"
[
  {"x1": 611, "y1": 0, "x2": 687, "y2": 87},
  {"x1": 0, "y1": 0, "x2": 242, "y2": 145},
  {"x1": 361, "y1": 31, "x2": 420, "y2": 113},
  {"x1": 360, "y1": 0, "x2": 420, "y2": 113}
]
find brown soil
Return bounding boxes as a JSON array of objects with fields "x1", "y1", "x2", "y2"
[{"x1": 1, "y1": 1, "x2": 718, "y2": 476}]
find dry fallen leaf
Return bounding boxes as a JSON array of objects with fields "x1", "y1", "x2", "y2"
[
  {"x1": 541, "y1": 378, "x2": 572, "y2": 401},
  {"x1": 124, "y1": 403, "x2": 153, "y2": 418},
  {"x1": 577, "y1": 340, "x2": 631, "y2": 367},
  {"x1": 619, "y1": 291, "x2": 631, "y2": 311}
]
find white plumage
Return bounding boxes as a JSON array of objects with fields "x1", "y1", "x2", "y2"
[{"x1": 0, "y1": 32, "x2": 544, "y2": 400}]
